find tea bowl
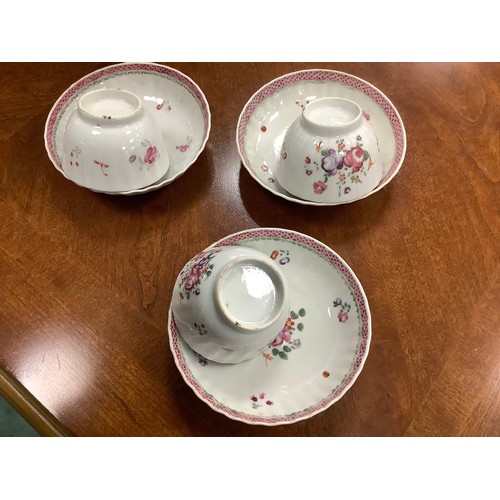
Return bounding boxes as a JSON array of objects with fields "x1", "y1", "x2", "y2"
[
  {"x1": 61, "y1": 88, "x2": 170, "y2": 192},
  {"x1": 171, "y1": 245, "x2": 290, "y2": 364},
  {"x1": 275, "y1": 97, "x2": 382, "y2": 203}
]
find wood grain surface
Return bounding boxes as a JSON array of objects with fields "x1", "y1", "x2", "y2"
[{"x1": 0, "y1": 62, "x2": 498, "y2": 436}]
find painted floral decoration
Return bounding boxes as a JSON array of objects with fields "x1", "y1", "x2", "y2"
[
  {"x1": 176, "y1": 136, "x2": 193, "y2": 153},
  {"x1": 250, "y1": 392, "x2": 274, "y2": 409},
  {"x1": 321, "y1": 149, "x2": 344, "y2": 176},
  {"x1": 270, "y1": 249, "x2": 290, "y2": 265},
  {"x1": 344, "y1": 146, "x2": 365, "y2": 172},
  {"x1": 194, "y1": 322, "x2": 208, "y2": 335},
  {"x1": 93, "y1": 160, "x2": 110, "y2": 176},
  {"x1": 144, "y1": 146, "x2": 157, "y2": 164},
  {"x1": 128, "y1": 139, "x2": 160, "y2": 170},
  {"x1": 178, "y1": 250, "x2": 218, "y2": 300},
  {"x1": 68, "y1": 146, "x2": 109, "y2": 176},
  {"x1": 69, "y1": 147, "x2": 81, "y2": 168},
  {"x1": 156, "y1": 99, "x2": 172, "y2": 112},
  {"x1": 333, "y1": 298, "x2": 351, "y2": 323},
  {"x1": 266, "y1": 308, "x2": 306, "y2": 361},
  {"x1": 313, "y1": 180, "x2": 328, "y2": 195},
  {"x1": 295, "y1": 98, "x2": 310, "y2": 110},
  {"x1": 283, "y1": 134, "x2": 375, "y2": 197}
]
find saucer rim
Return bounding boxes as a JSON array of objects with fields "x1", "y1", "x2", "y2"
[
  {"x1": 44, "y1": 62, "x2": 211, "y2": 196},
  {"x1": 167, "y1": 227, "x2": 372, "y2": 426},
  {"x1": 235, "y1": 68, "x2": 407, "y2": 206}
]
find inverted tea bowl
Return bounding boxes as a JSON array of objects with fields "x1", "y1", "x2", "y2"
[
  {"x1": 61, "y1": 88, "x2": 170, "y2": 192},
  {"x1": 171, "y1": 245, "x2": 290, "y2": 364},
  {"x1": 275, "y1": 97, "x2": 382, "y2": 203}
]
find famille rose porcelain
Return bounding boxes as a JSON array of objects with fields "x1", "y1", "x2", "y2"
[
  {"x1": 276, "y1": 97, "x2": 382, "y2": 203},
  {"x1": 236, "y1": 69, "x2": 406, "y2": 206},
  {"x1": 168, "y1": 228, "x2": 371, "y2": 425},
  {"x1": 172, "y1": 246, "x2": 290, "y2": 364},
  {"x1": 44, "y1": 62, "x2": 210, "y2": 195},
  {"x1": 62, "y1": 88, "x2": 170, "y2": 192}
]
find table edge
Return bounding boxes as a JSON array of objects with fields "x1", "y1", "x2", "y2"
[{"x1": 0, "y1": 367, "x2": 73, "y2": 437}]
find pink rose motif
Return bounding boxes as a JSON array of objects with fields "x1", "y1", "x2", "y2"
[
  {"x1": 184, "y1": 266, "x2": 202, "y2": 291},
  {"x1": 343, "y1": 146, "x2": 365, "y2": 173},
  {"x1": 144, "y1": 146, "x2": 157, "y2": 164},
  {"x1": 271, "y1": 326, "x2": 292, "y2": 347},
  {"x1": 313, "y1": 181, "x2": 328, "y2": 195},
  {"x1": 338, "y1": 311, "x2": 348, "y2": 323},
  {"x1": 184, "y1": 275, "x2": 197, "y2": 291},
  {"x1": 176, "y1": 144, "x2": 189, "y2": 153}
]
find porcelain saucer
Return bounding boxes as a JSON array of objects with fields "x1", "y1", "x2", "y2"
[
  {"x1": 168, "y1": 228, "x2": 371, "y2": 425},
  {"x1": 236, "y1": 69, "x2": 406, "y2": 205},
  {"x1": 44, "y1": 62, "x2": 211, "y2": 195}
]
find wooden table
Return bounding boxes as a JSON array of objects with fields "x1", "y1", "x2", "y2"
[{"x1": 0, "y1": 62, "x2": 498, "y2": 437}]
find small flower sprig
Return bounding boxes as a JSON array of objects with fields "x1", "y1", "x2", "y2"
[
  {"x1": 332, "y1": 298, "x2": 351, "y2": 323},
  {"x1": 270, "y1": 249, "x2": 290, "y2": 265},
  {"x1": 270, "y1": 308, "x2": 306, "y2": 360},
  {"x1": 250, "y1": 393, "x2": 274, "y2": 409},
  {"x1": 128, "y1": 139, "x2": 159, "y2": 171},
  {"x1": 155, "y1": 99, "x2": 172, "y2": 112}
]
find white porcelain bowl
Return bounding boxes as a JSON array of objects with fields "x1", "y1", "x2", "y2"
[
  {"x1": 275, "y1": 97, "x2": 382, "y2": 203},
  {"x1": 171, "y1": 245, "x2": 290, "y2": 364},
  {"x1": 61, "y1": 88, "x2": 170, "y2": 192}
]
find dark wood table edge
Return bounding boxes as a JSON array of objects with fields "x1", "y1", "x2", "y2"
[{"x1": 0, "y1": 367, "x2": 72, "y2": 437}]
